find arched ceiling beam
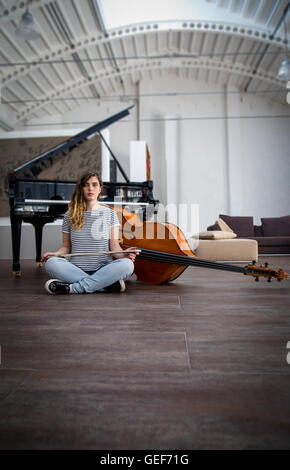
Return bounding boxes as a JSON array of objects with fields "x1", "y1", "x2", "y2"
[
  {"x1": 14, "y1": 56, "x2": 284, "y2": 123},
  {"x1": 1, "y1": 20, "x2": 287, "y2": 87}
]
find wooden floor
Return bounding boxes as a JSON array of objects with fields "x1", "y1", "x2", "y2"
[{"x1": 0, "y1": 256, "x2": 290, "y2": 450}]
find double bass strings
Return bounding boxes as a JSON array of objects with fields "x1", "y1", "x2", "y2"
[
  {"x1": 139, "y1": 251, "x2": 246, "y2": 273},
  {"x1": 51, "y1": 247, "x2": 247, "y2": 274},
  {"x1": 137, "y1": 247, "x2": 247, "y2": 274}
]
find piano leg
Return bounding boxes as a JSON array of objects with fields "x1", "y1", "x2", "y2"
[
  {"x1": 32, "y1": 219, "x2": 47, "y2": 267},
  {"x1": 10, "y1": 215, "x2": 22, "y2": 277}
]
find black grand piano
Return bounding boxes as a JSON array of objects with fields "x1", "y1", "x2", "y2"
[{"x1": 7, "y1": 106, "x2": 158, "y2": 276}]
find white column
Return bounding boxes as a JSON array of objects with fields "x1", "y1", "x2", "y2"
[
  {"x1": 165, "y1": 116, "x2": 179, "y2": 224},
  {"x1": 130, "y1": 141, "x2": 147, "y2": 181},
  {"x1": 225, "y1": 85, "x2": 243, "y2": 215},
  {"x1": 101, "y1": 128, "x2": 110, "y2": 182}
]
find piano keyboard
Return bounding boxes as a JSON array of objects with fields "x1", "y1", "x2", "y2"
[{"x1": 17, "y1": 199, "x2": 151, "y2": 206}]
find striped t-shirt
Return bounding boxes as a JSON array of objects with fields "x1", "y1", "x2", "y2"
[{"x1": 62, "y1": 205, "x2": 120, "y2": 272}]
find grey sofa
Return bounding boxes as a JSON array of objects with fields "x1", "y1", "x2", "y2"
[{"x1": 208, "y1": 214, "x2": 290, "y2": 255}]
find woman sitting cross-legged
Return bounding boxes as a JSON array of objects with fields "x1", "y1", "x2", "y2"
[{"x1": 42, "y1": 171, "x2": 138, "y2": 294}]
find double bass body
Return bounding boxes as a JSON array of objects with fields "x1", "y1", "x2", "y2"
[{"x1": 118, "y1": 208, "x2": 196, "y2": 285}]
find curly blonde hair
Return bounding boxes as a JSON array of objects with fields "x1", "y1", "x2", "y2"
[{"x1": 68, "y1": 171, "x2": 102, "y2": 230}]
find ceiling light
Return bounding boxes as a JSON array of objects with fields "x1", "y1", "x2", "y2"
[
  {"x1": 15, "y1": 3, "x2": 41, "y2": 41},
  {"x1": 277, "y1": 57, "x2": 290, "y2": 81}
]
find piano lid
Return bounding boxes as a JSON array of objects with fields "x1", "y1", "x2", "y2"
[{"x1": 10, "y1": 105, "x2": 134, "y2": 177}]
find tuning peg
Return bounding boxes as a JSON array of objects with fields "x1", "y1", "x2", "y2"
[
  {"x1": 255, "y1": 277, "x2": 259, "y2": 282},
  {"x1": 267, "y1": 277, "x2": 271, "y2": 282},
  {"x1": 264, "y1": 262, "x2": 268, "y2": 267},
  {"x1": 252, "y1": 260, "x2": 256, "y2": 265}
]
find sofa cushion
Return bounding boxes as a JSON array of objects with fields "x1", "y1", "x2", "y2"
[
  {"x1": 254, "y1": 225, "x2": 263, "y2": 237},
  {"x1": 216, "y1": 217, "x2": 234, "y2": 232},
  {"x1": 197, "y1": 230, "x2": 237, "y2": 240},
  {"x1": 188, "y1": 238, "x2": 258, "y2": 262},
  {"x1": 261, "y1": 216, "x2": 290, "y2": 236},
  {"x1": 219, "y1": 214, "x2": 254, "y2": 237},
  {"x1": 207, "y1": 223, "x2": 220, "y2": 231}
]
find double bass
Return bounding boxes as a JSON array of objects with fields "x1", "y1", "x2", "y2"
[{"x1": 117, "y1": 208, "x2": 288, "y2": 284}]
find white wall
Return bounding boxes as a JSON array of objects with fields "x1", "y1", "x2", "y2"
[
  {"x1": 239, "y1": 95, "x2": 290, "y2": 221},
  {"x1": 16, "y1": 75, "x2": 290, "y2": 235},
  {"x1": 138, "y1": 77, "x2": 290, "y2": 230},
  {"x1": 226, "y1": 86, "x2": 290, "y2": 222}
]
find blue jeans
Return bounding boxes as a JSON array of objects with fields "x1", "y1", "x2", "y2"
[{"x1": 45, "y1": 257, "x2": 134, "y2": 294}]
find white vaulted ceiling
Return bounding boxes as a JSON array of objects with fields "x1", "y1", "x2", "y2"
[{"x1": 0, "y1": 0, "x2": 289, "y2": 130}]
